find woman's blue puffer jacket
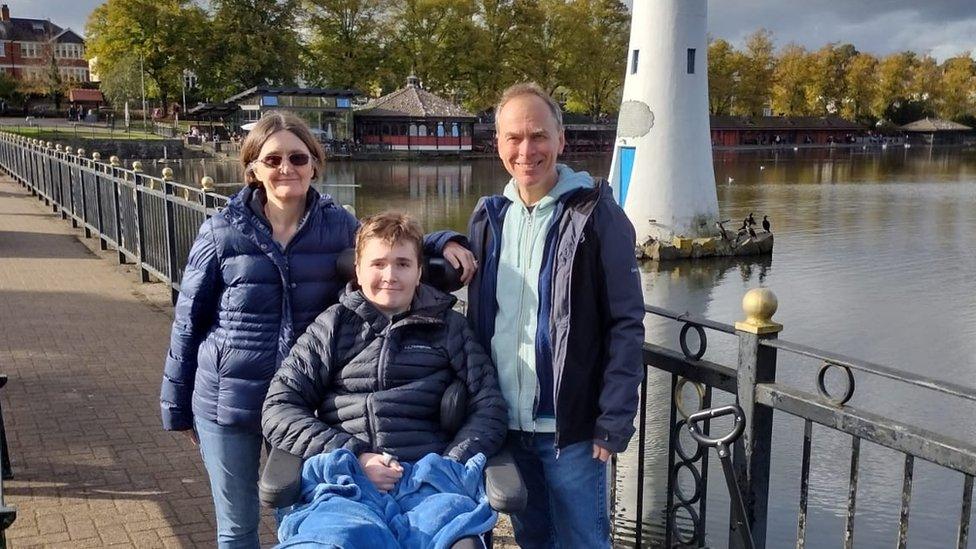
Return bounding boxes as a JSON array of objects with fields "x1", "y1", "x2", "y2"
[{"x1": 160, "y1": 186, "x2": 359, "y2": 433}]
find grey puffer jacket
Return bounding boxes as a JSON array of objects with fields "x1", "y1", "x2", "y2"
[{"x1": 262, "y1": 283, "x2": 507, "y2": 463}]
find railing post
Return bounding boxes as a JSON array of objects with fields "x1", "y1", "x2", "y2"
[
  {"x1": 162, "y1": 168, "x2": 179, "y2": 305},
  {"x1": 110, "y1": 155, "x2": 126, "y2": 265},
  {"x1": 200, "y1": 175, "x2": 216, "y2": 212},
  {"x1": 55, "y1": 144, "x2": 67, "y2": 219},
  {"x1": 76, "y1": 148, "x2": 92, "y2": 239},
  {"x1": 92, "y1": 152, "x2": 108, "y2": 250},
  {"x1": 732, "y1": 288, "x2": 783, "y2": 549},
  {"x1": 132, "y1": 161, "x2": 151, "y2": 283}
]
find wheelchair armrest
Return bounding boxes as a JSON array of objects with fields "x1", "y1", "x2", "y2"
[
  {"x1": 484, "y1": 450, "x2": 527, "y2": 513},
  {"x1": 259, "y1": 447, "x2": 303, "y2": 509}
]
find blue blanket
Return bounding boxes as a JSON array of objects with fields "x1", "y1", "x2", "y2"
[{"x1": 276, "y1": 449, "x2": 496, "y2": 548}]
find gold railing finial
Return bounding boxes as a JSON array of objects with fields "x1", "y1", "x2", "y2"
[
  {"x1": 200, "y1": 176, "x2": 215, "y2": 192},
  {"x1": 735, "y1": 287, "x2": 783, "y2": 335}
]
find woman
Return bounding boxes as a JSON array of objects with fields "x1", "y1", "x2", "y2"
[{"x1": 160, "y1": 112, "x2": 473, "y2": 548}]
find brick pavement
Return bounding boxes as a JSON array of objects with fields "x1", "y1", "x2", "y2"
[
  {"x1": 0, "y1": 176, "x2": 518, "y2": 548},
  {"x1": 0, "y1": 177, "x2": 277, "y2": 548}
]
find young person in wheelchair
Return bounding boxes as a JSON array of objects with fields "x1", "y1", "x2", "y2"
[{"x1": 261, "y1": 211, "x2": 509, "y2": 547}]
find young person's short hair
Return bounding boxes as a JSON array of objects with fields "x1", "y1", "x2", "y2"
[{"x1": 355, "y1": 211, "x2": 424, "y2": 264}]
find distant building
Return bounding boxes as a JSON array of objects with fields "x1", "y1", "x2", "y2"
[
  {"x1": 225, "y1": 86, "x2": 360, "y2": 140},
  {"x1": 354, "y1": 76, "x2": 475, "y2": 152},
  {"x1": 710, "y1": 115, "x2": 863, "y2": 147},
  {"x1": 899, "y1": 117, "x2": 974, "y2": 145},
  {"x1": 0, "y1": 4, "x2": 89, "y2": 84}
]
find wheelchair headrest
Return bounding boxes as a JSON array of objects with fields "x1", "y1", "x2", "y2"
[{"x1": 336, "y1": 247, "x2": 464, "y2": 294}]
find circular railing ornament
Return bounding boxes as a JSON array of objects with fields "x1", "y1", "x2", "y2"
[
  {"x1": 679, "y1": 322, "x2": 707, "y2": 361},
  {"x1": 674, "y1": 377, "x2": 706, "y2": 421},
  {"x1": 816, "y1": 361, "x2": 855, "y2": 406}
]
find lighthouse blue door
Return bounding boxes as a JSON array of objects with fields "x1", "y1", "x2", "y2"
[{"x1": 617, "y1": 146, "x2": 636, "y2": 206}]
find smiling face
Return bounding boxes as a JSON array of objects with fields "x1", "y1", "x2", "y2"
[
  {"x1": 355, "y1": 238, "x2": 422, "y2": 317},
  {"x1": 496, "y1": 93, "x2": 566, "y2": 202},
  {"x1": 250, "y1": 129, "x2": 315, "y2": 203}
]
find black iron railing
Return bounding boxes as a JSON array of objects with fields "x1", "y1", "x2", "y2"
[
  {"x1": 0, "y1": 132, "x2": 227, "y2": 305},
  {"x1": 627, "y1": 291, "x2": 976, "y2": 549}
]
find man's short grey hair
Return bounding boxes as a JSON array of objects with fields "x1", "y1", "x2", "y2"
[{"x1": 494, "y1": 82, "x2": 564, "y2": 130}]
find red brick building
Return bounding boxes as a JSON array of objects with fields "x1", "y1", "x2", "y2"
[{"x1": 0, "y1": 4, "x2": 89, "y2": 85}]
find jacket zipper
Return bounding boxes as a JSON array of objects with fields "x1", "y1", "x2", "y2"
[{"x1": 514, "y1": 209, "x2": 535, "y2": 432}]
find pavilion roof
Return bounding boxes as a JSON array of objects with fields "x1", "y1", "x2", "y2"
[
  {"x1": 356, "y1": 76, "x2": 475, "y2": 120},
  {"x1": 899, "y1": 117, "x2": 972, "y2": 132}
]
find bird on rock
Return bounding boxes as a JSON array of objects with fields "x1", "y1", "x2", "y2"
[{"x1": 762, "y1": 215, "x2": 771, "y2": 233}]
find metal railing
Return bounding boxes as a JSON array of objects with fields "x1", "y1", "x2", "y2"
[
  {"x1": 626, "y1": 289, "x2": 976, "y2": 548},
  {"x1": 0, "y1": 131, "x2": 227, "y2": 305},
  {"x1": 2, "y1": 131, "x2": 975, "y2": 548}
]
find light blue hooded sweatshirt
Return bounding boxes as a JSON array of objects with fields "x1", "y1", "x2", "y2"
[{"x1": 490, "y1": 164, "x2": 594, "y2": 432}]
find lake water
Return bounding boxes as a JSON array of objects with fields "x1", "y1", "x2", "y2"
[{"x1": 144, "y1": 147, "x2": 976, "y2": 547}]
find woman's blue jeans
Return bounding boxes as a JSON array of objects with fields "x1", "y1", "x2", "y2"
[
  {"x1": 195, "y1": 416, "x2": 264, "y2": 549},
  {"x1": 504, "y1": 431, "x2": 611, "y2": 548}
]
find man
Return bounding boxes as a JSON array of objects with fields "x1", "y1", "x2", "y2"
[{"x1": 465, "y1": 82, "x2": 645, "y2": 548}]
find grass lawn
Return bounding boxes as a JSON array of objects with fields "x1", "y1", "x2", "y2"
[{"x1": 1, "y1": 125, "x2": 168, "y2": 141}]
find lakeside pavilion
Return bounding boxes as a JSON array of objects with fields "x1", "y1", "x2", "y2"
[
  {"x1": 710, "y1": 115, "x2": 864, "y2": 146},
  {"x1": 226, "y1": 86, "x2": 360, "y2": 141},
  {"x1": 900, "y1": 117, "x2": 974, "y2": 145},
  {"x1": 354, "y1": 76, "x2": 475, "y2": 153}
]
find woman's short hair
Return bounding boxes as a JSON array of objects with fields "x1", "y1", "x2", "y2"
[
  {"x1": 494, "y1": 82, "x2": 563, "y2": 130},
  {"x1": 239, "y1": 111, "x2": 326, "y2": 187},
  {"x1": 355, "y1": 211, "x2": 425, "y2": 264}
]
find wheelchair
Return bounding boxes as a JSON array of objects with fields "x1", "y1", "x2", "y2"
[{"x1": 258, "y1": 250, "x2": 527, "y2": 549}]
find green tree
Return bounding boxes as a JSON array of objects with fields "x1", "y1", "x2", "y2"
[
  {"x1": 303, "y1": 0, "x2": 387, "y2": 93},
  {"x1": 771, "y1": 43, "x2": 812, "y2": 116},
  {"x1": 939, "y1": 54, "x2": 976, "y2": 121},
  {"x1": 94, "y1": 53, "x2": 145, "y2": 109},
  {"x1": 707, "y1": 38, "x2": 738, "y2": 115},
  {"x1": 842, "y1": 52, "x2": 878, "y2": 122},
  {"x1": 0, "y1": 72, "x2": 23, "y2": 112},
  {"x1": 385, "y1": 0, "x2": 478, "y2": 97},
  {"x1": 559, "y1": 0, "x2": 629, "y2": 117},
  {"x1": 42, "y1": 43, "x2": 66, "y2": 109},
  {"x1": 461, "y1": 0, "x2": 525, "y2": 112},
  {"x1": 508, "y1": 0, "x2": 570, "y2": 95},
  {"x1": 86, "y1": 0, "x2": 207, "y2": 112},
  {"x1": 733, "y1": 29, "x2": 775, "y2": 116},
  {"x1": 200, "y1": 0, "x2": 302, "y2": 100}
]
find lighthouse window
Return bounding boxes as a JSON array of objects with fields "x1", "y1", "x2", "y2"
[
  {"x1": 631, "y1": 49, "x2": 639, "y2": 74},
  {"x1": 687, "y1": 48, "x2": 696, "y2": 74}
]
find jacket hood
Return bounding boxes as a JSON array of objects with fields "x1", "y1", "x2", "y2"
[
  {"x1": 339, "y1": 282, "x2": 457, "y2": 330},
  {"x1": 502, "y1": 163, "x2": 594, "y2": 210}
]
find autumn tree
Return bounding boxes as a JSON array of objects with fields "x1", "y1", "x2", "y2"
[
  {"x1": 86, "y1": 0, "x2": 207, "y2": 112},
  {"x1": 732, "y1": 29, "x2": 775, "y2": 116},
  {"x1": 842, "y1": 52, "x2": 878, "y2": 122},
  {"x1": 771, "y1": 43, "x2": 812, "y2": 116},
  {"x1": 872, "y1": 51, "x2": 916, "y2": 122},
  {"x1": 707, "y1": 38, "x2": 738, "y2": 115},
  {"x1": 939, "y1": 54, "x2": 976, "y2": 121},
  {"x1": 507, "y1": 0, "x2": 570, "y2": 96},
  {"x1": 95, "y1": 54, "x2": 145, "y2": 109},
  {"x1": 807, "y1": 43, "x2": 857, "y2": 115}
]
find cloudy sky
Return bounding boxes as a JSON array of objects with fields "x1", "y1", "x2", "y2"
[{"x1": 8, "y1": 0, "x2": 976, "y2": 62}]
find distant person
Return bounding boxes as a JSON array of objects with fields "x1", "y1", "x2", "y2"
[
  {"x1": 160, "y1": 111, "x2": 474, "y2": 549},
  {"x1": 463, "y1": 82, "x2": 645, "y2": 548}
]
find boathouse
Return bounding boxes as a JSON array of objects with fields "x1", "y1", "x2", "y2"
[
  {"x1": 900, "y1": 117, "x2": 974, "y2": 145},
  {"x1": 354, "y1": 76, "x2": 475, "y2": 152},
  {"x1": 710, "y1": 115, "x2": 863, "y2": 146},
  {"x1": 225, "y1": 86, "x2": 360, "y2": 141}
]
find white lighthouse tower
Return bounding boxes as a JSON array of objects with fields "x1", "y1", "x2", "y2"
[{"x1": 609, "y1": 0, "x2": 719, "y2": 245}]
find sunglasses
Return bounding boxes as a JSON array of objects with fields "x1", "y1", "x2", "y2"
[{"x1": 254, "y1": 153, "x2": 312, "y2": 169}]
